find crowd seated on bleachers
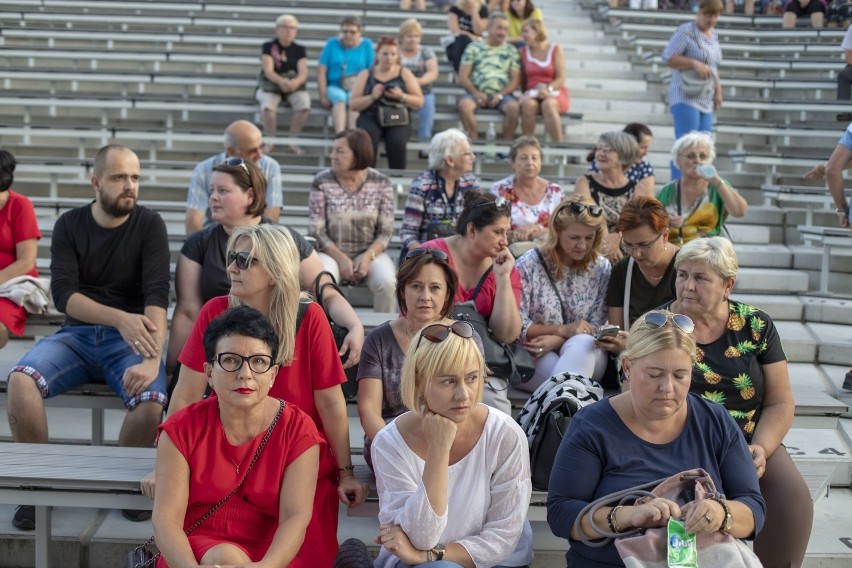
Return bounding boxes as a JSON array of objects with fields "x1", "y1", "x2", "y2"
[
  {"x1": 458, "y1": 13, "x2": 522, "y2": 141},
  {"x1": 8, "y1": 145, "x2": 171, "y2": 529}
]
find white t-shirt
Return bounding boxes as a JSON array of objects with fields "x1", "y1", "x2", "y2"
[
  {"x1": 842, "y1": 26, "x2": 852, "y2": 51},
  {"x1": 371, "y1": 406, "x2": 534, "y2": 568}
]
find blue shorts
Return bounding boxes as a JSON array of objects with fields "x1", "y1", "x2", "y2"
[
  {"x1": 458, "y1": 93, "x2": 518, "y2": 113},
  {"x1": 10, "y1": 325, "x2": 168, "y2": 410},
  {"x1": 327, "y1": 85, "x2": 350, "y2": 106}
]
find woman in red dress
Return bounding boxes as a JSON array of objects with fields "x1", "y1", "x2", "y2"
[
  {"x1": 154, "y1": 306, "x2": 324, "y2": 567},
  {"x1": 166, "y1": 224, "x2": 368, "y2": 567},
  {"x1": 518, "y1": 19, "x2": 569, "y2": 143}
]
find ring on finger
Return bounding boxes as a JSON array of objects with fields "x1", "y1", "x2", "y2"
[
  {"x1": 703, "y1": 514, "x2": 712, "y2": 523},
  {"x1": 134, "y1": 340, "x2": 140, "y2": 347}
]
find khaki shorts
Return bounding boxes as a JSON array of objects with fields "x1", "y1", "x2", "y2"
[{"x1": 255, "y1": 88, "x2": 311, "y2": 113}]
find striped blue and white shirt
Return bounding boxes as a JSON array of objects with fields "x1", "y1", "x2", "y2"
[{"x1": 662, "y1": 21, "x2": 722, "y2": 113}]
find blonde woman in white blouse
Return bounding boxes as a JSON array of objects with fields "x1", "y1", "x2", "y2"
[{"x1": 371, "y1": 321, "x2": 533, "y2": 568}]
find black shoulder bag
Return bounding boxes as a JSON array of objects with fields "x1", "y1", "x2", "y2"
[
  {"x1": 451, "y1": 267, "x2": 535, "y2": 386},
  {"x1": 129, "y1": 400, "x2": 285, "y2": 568}
]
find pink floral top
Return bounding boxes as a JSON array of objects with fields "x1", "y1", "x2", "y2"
[{"x1": 489, "y1": 175, "x2": 564, "y2": 231}]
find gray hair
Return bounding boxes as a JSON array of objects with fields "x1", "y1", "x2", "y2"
[
  {"x1": 275, "y1": 14, "x2": 298, "y2": 27},
  {"x1": 599, "y1": 131, "x2": 640, "y2": 170},
  {"x1": 674, "y1": 236, "x2": 738, "y2": 281},
  {"x1": 670, "y1": 131, "x2": 717, "y2": 164},
  {"x1": 429, "y1": 128, "x2": 470, "y2": 171}
]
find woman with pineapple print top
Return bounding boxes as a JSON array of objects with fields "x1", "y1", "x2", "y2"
[{"x1": 663, "y1": 236, "x2": 811, "y2": 568}]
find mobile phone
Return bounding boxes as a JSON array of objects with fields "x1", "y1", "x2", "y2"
[{"x1": 596, "y1": 325, "x2": 620, "y2": 341}]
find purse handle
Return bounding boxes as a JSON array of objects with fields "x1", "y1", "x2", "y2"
[
  {"x1": 134, "y1": 400, "x2": 285, "y2": 567},
  {"x1": 314, "y1": 270, "x2": 343, "y2": 319}
]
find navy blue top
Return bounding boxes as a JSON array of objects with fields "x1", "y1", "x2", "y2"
[{"x1": 546, "y1": 394, "x2": 765, "y2": 567}]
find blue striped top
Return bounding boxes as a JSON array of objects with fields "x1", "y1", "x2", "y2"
[{"x1": 662, "y1": 21, "x2": 722, "y2": 113}]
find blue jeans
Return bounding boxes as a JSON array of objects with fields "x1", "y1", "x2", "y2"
[
  {"x1": 416, "y1": 92, "x2": 436, "y2": 140},
  {"x1": 11, "y1": 325, "x2": 168, "y2": 410},
  {"x1": 670, "y1": 103, "x2": 714, "y2": 180}
]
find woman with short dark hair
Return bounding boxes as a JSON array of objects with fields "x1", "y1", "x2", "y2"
[{"x1": 309, "y1": 128, "x2": 397, "y2": 312}]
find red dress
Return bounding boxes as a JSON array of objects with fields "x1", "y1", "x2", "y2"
[
  {"x1": 519, "y1": 44, "x2": 570, "y2": 114},
  {"x1": 155, "y1": 397, "x2": 324, "y2": 567},
  {"x1": 0, "y1": 191, "x2": 41, "y2": 335},
  {"x1": 421, "y1": 238, "x2": 523, "y2": 316},
  {"x1": 179, "y1": 297, "x2": 346, "y2": 567}
]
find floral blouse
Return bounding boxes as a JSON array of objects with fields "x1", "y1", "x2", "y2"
[
  {"x1": 515, "y1": 248, "x2": 611, "y2": 342},
  {"x1": 489, "y1": 175, "x2": 564, "y2": 231}
]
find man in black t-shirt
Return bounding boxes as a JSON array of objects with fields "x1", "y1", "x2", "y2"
[
  {"x1": 257, "y1": 14, "x2": 311, "y2": 154},
  {"x1": 7, "y1": 145, "x2": 170, "y2": 529}
]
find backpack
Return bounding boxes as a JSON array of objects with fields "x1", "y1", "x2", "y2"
[{"x1": 517, "y1": 372, "x2": 604, "y2": 491}]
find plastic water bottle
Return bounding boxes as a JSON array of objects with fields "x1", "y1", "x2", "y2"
[
  {"x1": 696, "y1": 164, "x2": 716, "y2": 180},
  {"x1": 485, "y1": 122, "x2": 497, "y2": 161}
]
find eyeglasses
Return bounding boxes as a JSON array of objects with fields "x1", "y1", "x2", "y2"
[
  {"x1": 454, "y1": 151, "x2": 476, "y2": 158},
  {"x1": 227, "y1": 250, "x2": 256, "y2": 271},
  {"x1": 620, "y1": 232, "x2": 663, "y2": 255},
  {"x1": 405, "y1": 248, "x2": 449, "y2": 261},
  {"x1": 223, "y1": 157, "x2": 250, "y2": 176},
  {"x1": 470, "y1": 195, "x2": 511, "y2": 214},
  {"x1": 680, "y1": 152, "x2": 710, "y2": 161},
  {"x1": 415, "y1": 321, "x2": 475, "y2": 350},
  {"x1": 595, "y1": 144, "x2": 615, "y2": 153},
  {"x1": 565, "y1": 201, "x2": 603, "y2": 217},
  {"x1": 640, "y1": 312, "x2": 695, "y2": 334},
  {"x1": 214, "y1": 352, "x2": 275, "y2": 374}
]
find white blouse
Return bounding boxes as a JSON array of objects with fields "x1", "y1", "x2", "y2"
[{"x1": 371, "y1": 406, "x2": 534, "y2": 568}]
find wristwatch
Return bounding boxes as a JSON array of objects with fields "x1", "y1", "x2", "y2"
[
  {"x1": 431, "y1": 544, "x2": 446, "y2": 561},
  {"x1": 711, "y1": 496, "x2": 733, "y2": 532},
  {"x1": 837, "y1": 208, "x2": 850, "y2": 219}
]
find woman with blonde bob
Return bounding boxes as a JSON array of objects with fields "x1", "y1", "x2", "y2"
[
  {"x1": 166, "y1": 224, "x2": 368, "y2": 568},
  {"x1": 515, "y1": 195, "x2": 616, "y2": 392},
  {"x1": 548, "y1": 310, "x2": 765, "y2": 567},
  {"x1": 371, "y1": 321, "x2": 533, "y2": 568}
]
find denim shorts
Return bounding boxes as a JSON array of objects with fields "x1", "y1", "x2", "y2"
[
  {"x1": 458, "y1": 92, "x2": 518, "y2": 113},
  {"x1": 10, "y1": 325, "x2": 168, "y2": 410}
]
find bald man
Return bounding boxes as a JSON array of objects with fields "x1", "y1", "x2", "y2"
[{"x1": 185, "y1": 120, "x2": 283, "y2": 235}]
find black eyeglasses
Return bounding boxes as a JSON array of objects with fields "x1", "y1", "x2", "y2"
[
  {"x1": 566, "y1": 201, "x2": 603, "y2": 217},
  {"x1": 620, "y1": 232, "x2": 663, "y2": 255},
  {"x1": 470, "y1": 195, "x2": 511, "y2": 214},
  {"x1": 222, "y1": 157, "x2": 250, "y2": 176},
  {"x1": 227, "y1": 250, "x2": 256, "y2": 271},
  {"x1": 405, "y1": 248, "x2": 449, "y2": 261},
  {"x1": 415, "y1": 321, "x2": 475, "y2": 350},
  {"x1": 214, "y1": 352, "x2": 275, "y2": 374},
  {"x1": 641, "y1": 312, "x2": 695, "y2": 334}
]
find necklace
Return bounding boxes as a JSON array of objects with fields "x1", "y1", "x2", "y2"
[{"x1": 221, "y1": 409, "x2": 266, "y2": 475}]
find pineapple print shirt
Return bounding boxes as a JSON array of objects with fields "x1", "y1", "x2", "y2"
[{"x1": 663, "y1": 300, "x2": 787, "y2": 441}]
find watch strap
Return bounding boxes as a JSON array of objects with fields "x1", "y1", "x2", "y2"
[{"x1": 711, "y1": 496, "x2": 732, "y2": 532}]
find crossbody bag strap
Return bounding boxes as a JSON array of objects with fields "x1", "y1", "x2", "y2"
[
  {"x1": 470, "y1": 264, "x2": 493, "y2": 302},
  {"x1": 314, "y1": 270, "x2": 343, "y2": 318},
  {"x1": 622, "y1": 256, "x2": 634, "y2": 332},
  {"x1": 535, "y1": 248, "x2": 567, "y2": 325}
]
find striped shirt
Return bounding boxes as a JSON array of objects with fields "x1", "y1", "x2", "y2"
[
  {"x1": 308, "y1": 168, "x2": 395, "y2": 257},
  {"x1": 661, "y1": 21, "x2": 722, "y2": 113}
]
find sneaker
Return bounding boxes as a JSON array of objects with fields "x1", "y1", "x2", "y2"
[
  {"x1": 843, "y1": 369, "x2": 852, "y2": 391},
  {"x1": 121, "y1": 508, "x2": 152, "y2": 522},
  {"x1": 13, "y1": 505, "x2": 35, "y2": 530}
]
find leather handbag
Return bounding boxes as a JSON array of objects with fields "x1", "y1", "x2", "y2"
[
  {"x1": 127, "y1": 401, "x2": 284, "y2": 568},
  {"x1": 451, "y1": 267, "x2": 535, "y2": 387},
  {"x1": 378, "y1": 103, "x2": 410, "y2": 127},
  {"x1": 574, "y1": 468, "x2": 762, "y2": 568},
  {"x1": 314, "y1": 271, "x2": 358, "y2": 399}
]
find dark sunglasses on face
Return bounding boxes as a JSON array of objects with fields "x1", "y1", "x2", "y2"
[
  {"x1": 223, "y1": 157, "x2": 250, "y2": 176},
  {"x1": 405, "y1": 248, "x2": 449, "y2": 261},
  {"x1": 566, "y1": 201, "x2": 603, "y2": 217},
  {"x1": 227, "y1": 250, "x2": 256, "y2": 271},
  {"x1": 470, "y1": 195, "x2": 511, "y2": 214},
  {"x1": 214, "y1": 352, "x2": 275, "y2": 374},
  {"x1": 415, "y1": 321, "x2": 475, "y2": 350},
  {"x1": 641, "y1": 311, "x2": 695, "y2": 334}
]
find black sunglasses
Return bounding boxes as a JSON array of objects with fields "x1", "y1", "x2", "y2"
[
  {"x1": 470, "y1": 195, "x2": 511, "y2": 214},
  {"x1": 566, "y1": 201, "x2": 603, "y2": 217},
  {"x1": 214, "y1": 352, "x2": 275, "y2": 374},
  {"x1": 415, "y1": 321, "x2": 475, "y2": 350},
  {"x1": 222, "y1": 157, "x2": 250, "y2": 176},
  {"x1": 227, "y1": 250, "x2": 256, "y2": 271},
  {"x1": 641, "y1": 312, "x2": 695, "y2": 334},
  {"x1": 405, "y1": 248, "x2": 449, "y2": 261}
]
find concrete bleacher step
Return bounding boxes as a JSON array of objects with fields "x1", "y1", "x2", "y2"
[
  {"x1": 733, "y1": 267, "x2": 810, "y2": 294},
  {"x1": 785, "y1": 427, "x2": 852, "y2": 487}
]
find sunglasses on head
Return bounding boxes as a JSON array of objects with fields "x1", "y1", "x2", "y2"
[
  {"x1": 405, "y1": 248, "x2": 449, "y2": 261},
  {"x1": 222, "y1": 157, "x2": 250, "y2": 176},
  {"x1": 227, "y1": 250, "x2": 256, "y2": 271},
  {"x1": 566, "y1": 201, "x2": 603, "y2": 217},
  {"x1": 415, "y1": 321, "x2": 475, "y2": 350},
  {"x1": 641, "y1": 312, "x2": 695, "y2": 334},
  {"x1": 470, "y1": 195, "x2": 511, "y2": 214}
]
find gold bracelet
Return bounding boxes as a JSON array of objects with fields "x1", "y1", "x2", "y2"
[
  {"x1": 369, "y1": 249, "x2": 377, "y2": 261},
  {"x1": 607, "y1": 505, "x2": 622, "y2": 533}
]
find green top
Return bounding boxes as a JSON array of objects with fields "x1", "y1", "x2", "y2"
[
  {"x1": 656, "y1": 179, "x2": 730, "y2": 244},
  {"x1": 461, "y1": 41, "x2": 521, "y2": 95}
]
